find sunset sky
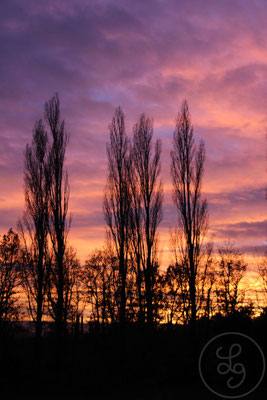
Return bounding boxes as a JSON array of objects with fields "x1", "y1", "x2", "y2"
[{"x1": 0, "y1": 0, "x2": 266, "y2": 264}]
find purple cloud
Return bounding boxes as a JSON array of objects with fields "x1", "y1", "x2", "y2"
[{"x1": 0, "y1": 0, "x2": 266, "y2": 260}]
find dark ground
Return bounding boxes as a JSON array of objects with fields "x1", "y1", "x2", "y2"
[{"x1": 0, "y1": 313, "x2": 266, "y2": 399}]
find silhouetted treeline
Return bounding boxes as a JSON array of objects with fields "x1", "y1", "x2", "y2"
[
  {"x1": 1, "y1": 95, "x2": 267, "y2": 398},
  {"x1": 0, "y1": 97, "x2": 266, "y2": 336}
]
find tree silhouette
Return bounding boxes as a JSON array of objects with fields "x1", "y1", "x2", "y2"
[
  {"x1": 170, "y1": 100, "x2": 208, "y2": 328},
  {"x1": 131, "y1": 114, "x2": 163, "y2": 325},
  {"x1": 103, "y1": 107, "x2": 131, "y2": 325},
  {"x1": 258, "y1": 254, "x2": 267, "y2": 309},
  {"x1": 45, "y1": 94, "x2": 71, "y2": 337},
  {"x1": 19, "y1": 119, "x2": 49, "y2": 342},
  {"x1": 215, "y1": 241, "x2": 247, "y2": 316},
  {"x1": 83, "y1": 248, "x2": 119, "y2": 325},
  {"x1": 46, "y1": 246, "x2": 81, "y2": 328},
  {"x1": 0, "y1": 229, "x2": 21, "y2": 324},
  {"x1": 199, "y1": 243, "x2": 215, "y2": 319},
  {"x1": 162, "y1": 260, "x2": 190, "y2": 324},
  {"x1": 164, "y1": 235, "x2": 214, "y2": 324},
  {"x1": 128, "y1": 155, "x2": 145, "y2": 323}
]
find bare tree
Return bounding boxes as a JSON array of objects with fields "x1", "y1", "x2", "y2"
[
  {"x1": 103, "y1": 107, "x2": 131, "y2": 324},
  {"x1": 258, "y1": 251, "x2": 267, "y2": 294},
  {"x1": 46, "y1": 246, "x2": 81, "y2": 329},
  {"x1": 45, "y1": 94, "x2": 71, "y2": 337},
  {"x1": 19, "y1": 119, "x2": 49, "y2": 341},
  {"x1": 131, "y1": 113, "x2": 163, "y2": 325},
  {"x1": 83, "y1": 248, "x2": 119, "y2": 326},
  {"x1": 198, "y1": 244, "x2": 215, "y2": 320},
  {"x1": 165, "y1": 234, "x2": 214, "y2": 324},
  {"x1": 161, "y1": 264, "x2": 186, "y2": 325},
  {"x1": 258, "y1": 258, "x2": 267, "y2": 312},
  {"x1": 165, "y1": 237, "x2": 191, "y2": 324},
  {"x1": 170, "y1": 100, "x2": 208, "y2": 328},
  {"x1": 215, "y1": 242, "x2": 247, "y2": 316},
  {"x1": 0, "y1": 229, "x2": 21, "y2": 324},
  {"x1": 257, "y1": 255, "x2": 267, "y2": 314},
  {"x1": 128, "y1": 156, "x2": 145, "y2": 323}
]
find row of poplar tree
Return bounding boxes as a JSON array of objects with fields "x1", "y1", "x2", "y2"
[{"x1": 0, "y1": 95, "x2": 266, "y2": 341}]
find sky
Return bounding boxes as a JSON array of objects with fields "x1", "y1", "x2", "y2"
[{"x1": 0, "y1": 0, "x2": 266, "y2": 265}]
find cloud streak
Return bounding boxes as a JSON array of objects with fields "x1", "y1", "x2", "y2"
[{"x1": 0, "y1": 0, "x2": 266, "y2": 260}]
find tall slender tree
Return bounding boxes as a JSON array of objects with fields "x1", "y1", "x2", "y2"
[
  {"x1": 128, "y1": 164, "x2": 145, "y2": 323},
  {"x1": 20, "y1": 120, "x2": 49, "y2": 341},
  {"x1": 131, "y1": 113, "x2": 163, "y2": 325},
  {"x1": 170, "y1": 100, "x2": 208, "y2": 328},
  {"x1": 45, "y1": 94, "x2": 71, "y2": 337},
  {"x1": 103, "y1": 107, "x2": 131, "y2": 324}
]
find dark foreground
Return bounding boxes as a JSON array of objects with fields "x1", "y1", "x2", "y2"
[{"x1": 0, "y1": 313, "x2": 266, "y2": 399}]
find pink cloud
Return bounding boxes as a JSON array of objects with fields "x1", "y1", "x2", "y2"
[{"x1": 0, "y1": 0, "x2": 266, "y2": 261}]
